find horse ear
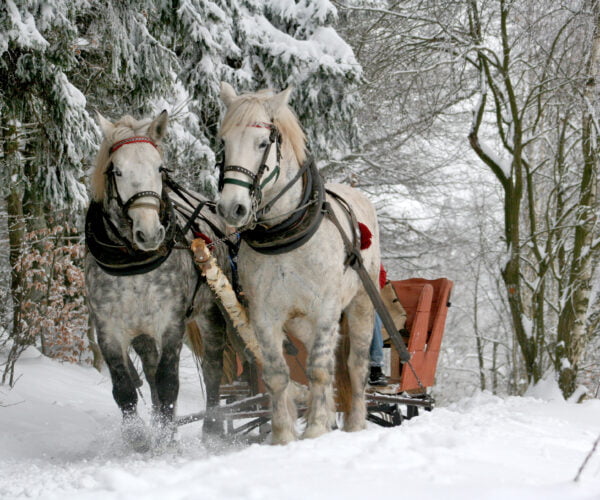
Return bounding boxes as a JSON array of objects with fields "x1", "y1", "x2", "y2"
[
  {"x1": 148, "y1": 110, "x2": 169, "y2": 142},
  {"x1": 96, "y1": 111, "x2": 114, "y2": 137},
  {"x1": 220, "y1": 81, "x2": 238, "y2": 107},
  {"x1": 265, "y1": 86, "x2": 293, "y2": 117}
]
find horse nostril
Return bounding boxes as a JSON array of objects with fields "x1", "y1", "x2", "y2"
[
  {"x1": 157, "y1": 227, "x2": 165, "y2": 241},
  {"x1": 234, "y1": 204, "x2": 247, "y2": 218},
  {"x1": 135, "y1": 230, "x2": 146, "y2": 243}
]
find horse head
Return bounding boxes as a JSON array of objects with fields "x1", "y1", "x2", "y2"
[
  {"x1": 216, "y1": 82, "x2": 305, "y2": 228},
  {"x1": 94, "y1": 111, "x2": 169, "y2": 251}
]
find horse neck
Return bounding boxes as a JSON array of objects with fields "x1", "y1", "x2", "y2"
[{"x1": 258, "y1": 154, "x2": 304, "y2": 227}]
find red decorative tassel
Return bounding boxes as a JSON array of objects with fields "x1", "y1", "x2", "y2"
[
  {"x1": 379, "y1": 264, "x2": 387, "y2": 289},
  {"x1": 193, "y1": 231, "x2": 212, "y2": 245},
  {"x1": 358, "y1": 222, "x2": 372, "y2": 250}
]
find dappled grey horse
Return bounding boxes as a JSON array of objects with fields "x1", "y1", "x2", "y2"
[{"x1": 85, "y1": 111, "x2": 229, "y2": 451}]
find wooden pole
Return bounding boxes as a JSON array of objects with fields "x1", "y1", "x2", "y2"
[{"x1": 191, "y1": 238, "x2": 263, "y2": 366}]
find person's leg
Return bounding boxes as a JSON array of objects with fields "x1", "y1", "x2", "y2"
[{"x1": 369, "y1": 313, "x2": 387, "y2": 386}]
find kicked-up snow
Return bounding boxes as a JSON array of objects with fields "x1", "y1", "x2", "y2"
[{"x1": 0, "y1": 346, "x2": 598, "y2": 499}]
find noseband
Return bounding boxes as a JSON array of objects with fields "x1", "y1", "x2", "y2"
[
  {"x1": 106, "y1": 136, "x2": 163, "y2": 217},
  {"x1": 218, "y1": 123, "x2": 281, "y2": 209}
]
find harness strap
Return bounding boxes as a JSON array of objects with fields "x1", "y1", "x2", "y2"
[
  {"x1": 85, "y1": 189, "x2": 178, "y2": 277},
  {"x1": 323, "y1": 197, "x2": 413, "y2": 365},
  {"x1": 220, "y1": 126, "x2": 281, "y2": 200},
  {"x1": 123, "y1": 190, "x2": 161, "y2": 212},
  {"x1": 257, "y1": 159, "x2": 310, "y2": 218}
]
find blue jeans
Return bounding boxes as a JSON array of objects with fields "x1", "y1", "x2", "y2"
[{"x1": 369, "y1": 313, "x2": 383, "y2": 367}]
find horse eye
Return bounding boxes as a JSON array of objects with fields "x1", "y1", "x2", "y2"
[
  {"x1": 258, "y1": 140, "x2": 269, "y2": 149},
  {"x1": 114, "y1": 168, "x2": 122, "y2": 177}
]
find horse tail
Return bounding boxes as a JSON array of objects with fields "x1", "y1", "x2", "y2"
[
  {"x1": 185, "y1": 321, "x2": 204, "y2": 361},
  {"x1": 335, "y1": 314, "x2": 352, "y2": 415}
]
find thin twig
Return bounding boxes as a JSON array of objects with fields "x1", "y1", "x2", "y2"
[
  {"x1": 574, "y1": 433, "x2": 600, "y2": 482},
  {"x1": 0, "y1": 399, "x2": 25, "y2": 408}
]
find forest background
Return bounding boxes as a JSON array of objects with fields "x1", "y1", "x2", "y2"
[{"x1": 1, "y1": 0, "x2": 599, "y2": 402}]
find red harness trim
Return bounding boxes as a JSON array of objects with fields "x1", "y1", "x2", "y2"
[
  {"x1": 248, "y1": 122, "x2": 273, "y2": 130},
  {"x1": 193, "y1": 231, "x2": 212, "y2": 245},
  {"x1": 110, "y1": 136, "x2": 158, "y2": 154}
]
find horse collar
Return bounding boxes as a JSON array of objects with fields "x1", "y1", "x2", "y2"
[
  {"x1": 85, "y1": 190, "x2": 180, "y2": 276},
  {"x1": 240, "y1": 156, "x2": 326, "y2": 255}
]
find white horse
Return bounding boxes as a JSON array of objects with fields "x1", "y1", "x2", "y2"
[{"x1": 215, "y1": 83, "x2": 380, "y2": 444}]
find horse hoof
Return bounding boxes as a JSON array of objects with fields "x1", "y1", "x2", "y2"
[
  {"x1": 151, "y1": 422, "x2": 175, "y2": 445},
  {"x1": 271, "y1": 430, "x2": 296, "y2": 445},
  {"x1": 343, "y1": 420, "x2": 366, "y2": 432},
  {"x1": 122, "y1": 417, "x2": 151, "y2": 453},
  {"x1": 202, "y1": 416, "x2": 225, "y2": 439},
  {"x1": 302, "y1": 425, "x2": 328, "y2": 440}
]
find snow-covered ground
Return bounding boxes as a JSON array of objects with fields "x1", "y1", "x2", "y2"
[{"x1": 0, "y1": 346, "x2": 599, "y2": 500}]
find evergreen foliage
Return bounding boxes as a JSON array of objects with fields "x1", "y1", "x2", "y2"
[
  {"x1": 1, "y1": 0, "x2": 360, "y2": 207},
  {"x1": 0, "y1": 1, "x2": 361, "y2": 373}
]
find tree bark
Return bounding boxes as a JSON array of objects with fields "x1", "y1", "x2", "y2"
[{"x1": 555, "y1": 1, "x2": 600, "y2": 398}]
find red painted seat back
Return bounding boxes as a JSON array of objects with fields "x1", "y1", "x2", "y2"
[{"x1": 388, "y1": 278, "x2": 453, "y2": 392}]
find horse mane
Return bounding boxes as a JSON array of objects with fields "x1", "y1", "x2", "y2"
[
  {"x1": 90, "y1": 115, "x2": 162, "y2": 202},
  {"x1": 219, "y1": 90, "x2": 307, "y2": 166}
]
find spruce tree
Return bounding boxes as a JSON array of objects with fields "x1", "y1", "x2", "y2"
[{"x1": 0, "y1": 0, "x2": 362, "y2": 373}]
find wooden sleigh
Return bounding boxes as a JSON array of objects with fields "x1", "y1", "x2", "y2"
[{"x1": 177, "y1": 277, "x2": 453, "y2": 436}]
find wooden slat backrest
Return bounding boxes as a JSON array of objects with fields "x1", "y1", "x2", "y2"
[{"x1": 388, "y1": 278, "x2": 453, "y2": 391}]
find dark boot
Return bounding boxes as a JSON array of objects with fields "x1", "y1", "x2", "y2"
[{"x1": 368, "y1": 366, "x2": 388, "y2": 386}]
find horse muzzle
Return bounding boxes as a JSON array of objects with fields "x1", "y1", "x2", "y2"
[
  {"x1": 131, "y1": 211, "x2": 166, "y2": 251},
  {"x1": 216, "y1": 198, "x2": 251, "y2": 228}
]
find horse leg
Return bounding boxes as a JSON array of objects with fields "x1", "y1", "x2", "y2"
[
  {"x1": 97, "y1": 330, "x2": 150, "y2": 452},
  {"x1": 195, "y1": 304, "x2": 227, "y2": 438},
  {"x1": 303, "y1": 321, "x2": 338, "y2": 439},
  {"x1": 154, "y1": 324, "x2": 184, "y2": 435},
  {"x1": 343, "y1": 293, "x2": 373, "y2": 432},
  {"x1": 257, "y1": 322, "x2": 297, "y2": 445},
  {"x1": 131, "y1": 334, "x2": 160, "y2": 408}
]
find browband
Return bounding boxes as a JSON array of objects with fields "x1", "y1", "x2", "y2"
[{"x1": 110, "y1": 136, "x2": 158, "y2": 154}]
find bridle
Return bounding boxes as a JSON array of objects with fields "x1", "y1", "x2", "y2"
[
  {"x1": 217, "y1": 122, "x2": 281, "y2": 216},
  {"x1": 105, "y1": 136, "x2": 164, "y2": 218}
]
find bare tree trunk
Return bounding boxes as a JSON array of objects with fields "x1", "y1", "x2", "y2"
[
  {"x1": 473, "y1": 261, "x2": 486, "y2": 390},
  {"x1": 2, "y1": 122, "x2": 46, "y2": 385},
  {"x1": 555, "y1": 1, "x2": 600, "y2": 397}
]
